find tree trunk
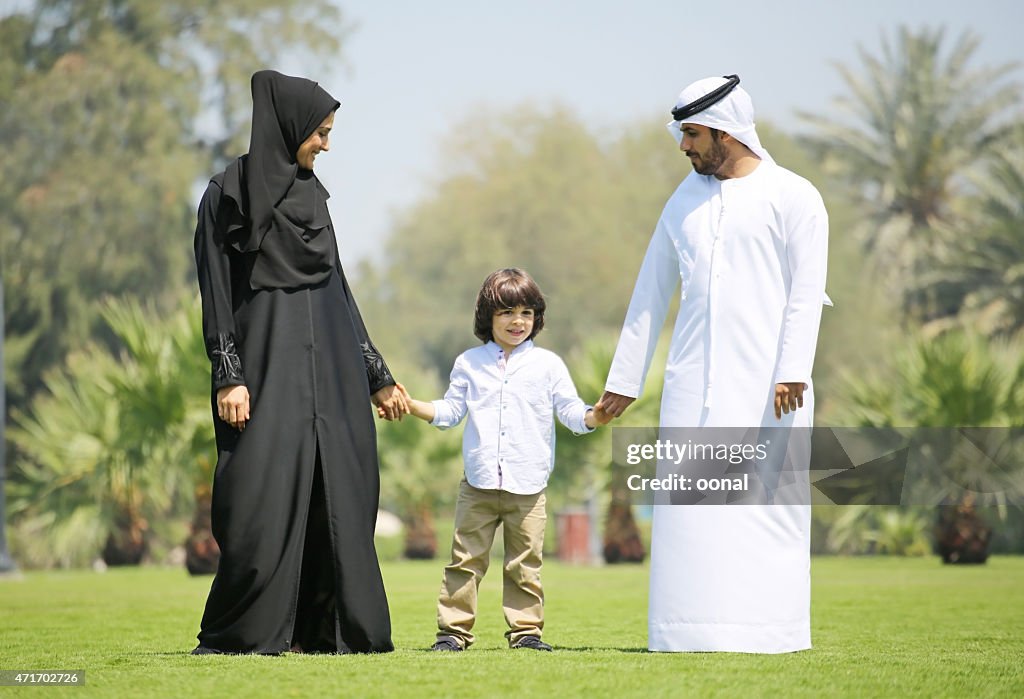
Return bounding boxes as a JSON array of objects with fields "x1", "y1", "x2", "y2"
[
  {"x1": 603, "y1": 484, "x2": 645, "y2": 564},
  {"x1": 935, "y1": 493, "x2": 992, "y2": 564},
  {"x1": 403, "y1": 504, "x2": 437, "y2": 560},
  {"x1": 185, "y1": 484, "x2": 220, "y2": 575},
  {"x1": 102, "y1": 507, "x2": 148, "y2": 566}
]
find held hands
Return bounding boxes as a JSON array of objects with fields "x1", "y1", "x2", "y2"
[
  {"x1": 379, "y1": 384, "x2": 437, "y2": 423},
  {"x1": 376, "y1": 383, "x2": 410, "y2": 420},
  {"x1": 586, "y1": 404, "x2": 614, "y2": 429},
  {"x1": 595, "y1": 391, "x2": 636, "y2": 419},
  {"x1": 774, "y1": 382, "x2": 806, "y2": 419},
  {"x1": 585, "y1": 391, "x2": 635, "y2": 428},
  {"x1": 372, "y1": 383, "x2": 411, "y2": 421},
  {"x1": 217, "y1": 385, "x2": 250, "y2": 430},
  {"x1": 375, "y1": 382, "x2": 405, "y2": 420}
]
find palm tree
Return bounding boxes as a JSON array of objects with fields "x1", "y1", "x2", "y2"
[
  {"x1": 918, "y1": 125, "x2": 1024, "y2": 337},
  {"x1": 834, "y1": 331, "x2": 1024, "y2": 563},
  {"x1": 100, "y1": 298, "x2": 216, "y2": 570},
  {"x1": 800, "y1": 26, "x2": 1021, "y2": 320},
  {"x1": 8, "y1": 348, "x2": 126, "y2": 568},
  {"x1": 823, "y1": 505, "x2": 931, "y2": 556},
  {"x1": 8, "y1": 298, "x2": 211, "y2": 568}
]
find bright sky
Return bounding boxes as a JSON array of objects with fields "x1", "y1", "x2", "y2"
[{"x1": 291, "y1": 0, "x2": 1022, "y2": 267}]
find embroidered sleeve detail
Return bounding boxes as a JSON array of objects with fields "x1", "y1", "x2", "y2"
[
  {"x1": 207, "y1": 333, "x2": 245, "y2": 389},
  {"x1": 361, "y1": 341, "x2": 395, "y2": 394}
]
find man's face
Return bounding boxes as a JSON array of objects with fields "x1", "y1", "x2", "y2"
[{"x1": 678, "y1": 123, "x2": 728, "y2": 176}]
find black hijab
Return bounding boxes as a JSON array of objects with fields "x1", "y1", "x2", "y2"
[{"x1": 219, "y1": 70, "x2": 341, "y2": 288}]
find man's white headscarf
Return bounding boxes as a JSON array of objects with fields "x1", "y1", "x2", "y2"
[{"x1": 667, "y1": 75, "x2": 774, "y2": 165}]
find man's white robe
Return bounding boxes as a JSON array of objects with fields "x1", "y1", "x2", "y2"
[{"x1": 606, "y1": 160, "x2": 829, "y2": 653}]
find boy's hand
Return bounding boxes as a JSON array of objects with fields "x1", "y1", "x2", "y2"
[
  {"x1": 592, "y1": 404, "x2": 614, "y2": 425},
  {"x1": 398, "y1": 384, "x2": 437, "y2": 423},
  {"x1": 585, "y1": 405, "x2": 614, "y2": 429}
]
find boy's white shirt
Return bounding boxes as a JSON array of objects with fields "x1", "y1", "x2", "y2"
[{"x1": 431, "y1": 340, "x2": 594, "y2": 495}]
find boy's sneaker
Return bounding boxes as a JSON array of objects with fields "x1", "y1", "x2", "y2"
[
  {"x1": 430, "y1": 636, "x2": 464, "y2": 652},
  {"x1": 511, "y1": 635, "x2": 553, "y2": 652}
]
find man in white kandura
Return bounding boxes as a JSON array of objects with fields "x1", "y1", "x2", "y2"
[{"x1": 597, "y1": 75, "x2": 830, "y2": 653}]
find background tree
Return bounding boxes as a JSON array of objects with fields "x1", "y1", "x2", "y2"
[
  {"x1": 799, "y1": 26, "x2": 1021, "y2": 322},
  {"x1": 8, "y1": 297, "x2": 212, "y2": 567},
  {"x1": 818, "y1": 505, "x2": 932, "y2": 556},
  {"x1": 831, "y1": 331, "x2": 1024, "y2": 560},
  {"x1": 917, "y1": 124, "x2": 1024, "y2": 337},
  {"x1": 0, "y1": 0, "x2": 345, "y2": 416}
]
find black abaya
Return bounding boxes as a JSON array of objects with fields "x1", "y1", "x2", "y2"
[{"x1": 192, "y1": 70, "x2": 393, "y2": 655}]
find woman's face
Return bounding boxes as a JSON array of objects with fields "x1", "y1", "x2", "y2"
[{"x1": 296, "y1": 111, "x2": 335, "y2": 170}]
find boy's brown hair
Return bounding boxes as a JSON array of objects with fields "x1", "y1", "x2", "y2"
[{"x1": 473, "y1": 268, "x2": 546, "y2": 343}]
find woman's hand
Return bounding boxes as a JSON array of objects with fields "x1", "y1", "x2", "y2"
[
  {"x1": 372, "y1": 383, "x2": 410, "y2": 421},
  {"x1": 217, "y1": 385, "x2": 251, "y2": 430}
]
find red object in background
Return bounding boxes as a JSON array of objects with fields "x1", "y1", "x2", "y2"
[{"x1": 557, "y1": 509, "x2": 590, "y2": 564}]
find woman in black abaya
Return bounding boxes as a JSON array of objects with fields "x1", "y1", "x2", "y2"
[{"x1": 192, "y1": 70, "x2": 405, "y2": 655}]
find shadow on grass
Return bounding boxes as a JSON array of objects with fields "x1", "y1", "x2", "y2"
[
  {"x1": 409, "y1": 646, "x2": 648, "y2": 654},
  {"x1": 145, "y1": 645, "x2": 652, "y2": 656},
  {"x1": 552, "y1": 647, "x2": 648, "y2": 654}
]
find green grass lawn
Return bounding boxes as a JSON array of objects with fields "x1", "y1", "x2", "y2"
[{"x1": 1, "y1": 557, "x2": 1023, "y2": 698}]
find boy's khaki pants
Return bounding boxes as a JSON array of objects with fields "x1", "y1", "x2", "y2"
[{"x1": 436, "y1": 479, "x2": 547, "y2": 648}]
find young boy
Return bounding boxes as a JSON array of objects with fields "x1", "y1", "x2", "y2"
[{"x1": 395, "y1": 268, "x2": 609, "y2": 652}]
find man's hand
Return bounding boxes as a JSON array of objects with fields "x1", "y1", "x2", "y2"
[
  {"x1": 774, "y1": 382, "x2": 806, "y2": 419},
  {"x1": 372, "y1": 383, "x2": 410, "y2": 421},
  {"x1": 217, "y1": 385, "x2": 250, "y2": 430},
  {"x1": 595, "y1": 391, "x2": 636, "y2": 419}
]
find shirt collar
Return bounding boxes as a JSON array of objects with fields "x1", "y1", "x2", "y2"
[{"x1": 487, "y1": 339, "x2": 534, "y2": 358}]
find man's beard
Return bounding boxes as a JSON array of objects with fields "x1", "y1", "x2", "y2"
[{"x1": 691, "y1": 138, "x2": 729, "y2": 175}]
